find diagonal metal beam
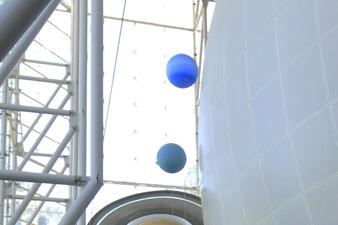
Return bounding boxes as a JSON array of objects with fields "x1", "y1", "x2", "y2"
[
  {"x1": 0, "y1": 0, "x2": 51, "y2": 61},
  {"x1": 0, "y1": 0, "x2": 62, "y2": 86},
  {"x1": 7, "y1": 128, "x2": 76, "y2": 225},
  {"x1": 26, "y1": 166, "x2": 68, "y2": 225},
  {"x1": 22, "y1": 73, "x2": 69, "y2": 142},
  {"x1": 47, "y1": 20, "x2": 71, "y2": 38},
  {"x1": 60, "y1": 1, "x2": 71, "y2": 11},
  {"x1": 15, "y1": 184, "x2": 65, "y2": 207},
  {"x1": 33, "y1": 40, "x2": 68, "y2": 63},
  {"x1": 21, "y1": 61, "x2": 70, "y2": 94},
  {"x1": 21, "y1": 122, "x2": 62, "y2": 146},
  {"x1": 18, "y1": 93, "x2": 71, "y2": 171}
]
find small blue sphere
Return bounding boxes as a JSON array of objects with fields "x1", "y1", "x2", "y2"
[
  {"x1": 166, "y1": 54, "x2": 198, "y2": 88},
  {"x1": 157, "y1": 143, "x2": 187, "y2": 173}
]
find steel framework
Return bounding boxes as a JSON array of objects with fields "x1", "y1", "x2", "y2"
[{"x1": 0, "y1": 0, "x2": 210, "y2": 224}]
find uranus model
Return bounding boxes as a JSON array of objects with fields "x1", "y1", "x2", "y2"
[{"x1": 157, "y1": 143, "x2": 186, "y2": 173}]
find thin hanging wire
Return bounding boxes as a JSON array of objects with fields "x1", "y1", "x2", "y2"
[{"x1": 103, "y1": 0, "x2": 128, "y2": 138}]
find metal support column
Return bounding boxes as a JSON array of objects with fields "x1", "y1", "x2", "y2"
[
  {"x1": 192, "y1": 0, "x2": 200, "y2": 196},
  {"x1": 77, "y1": 0, "x2": 88, "y2": 224},
  {"x1": 0, "y1": 80, "x2": 7, "y2": 225},
  {"x1": 193, "y1": 0, "x2": 209, "y2": 196},
  {"x1": 70, "y1": 0, "x2": 80, "y2": 208},
  {"x1": 58, "y1": 0, "x2": 103, "y2": 223},
  {"x1": 9, "y1": 67, "x2": 20, "y2": 219}
]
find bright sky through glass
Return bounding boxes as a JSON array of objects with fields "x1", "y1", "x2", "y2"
[{"x1": 90, "y1": 0, "x2": 201, "y2": 216}]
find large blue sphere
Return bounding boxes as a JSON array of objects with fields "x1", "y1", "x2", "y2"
[
  {"x1": 157, "y1": 143, "x2": 187, "y2": 173},
  {"x1": 166, "y1": 54, "x2": 198, "y2": 88}
]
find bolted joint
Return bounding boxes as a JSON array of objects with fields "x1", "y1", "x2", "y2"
[
  {"x1": 64, "y1": 156, "x2": 70, "y2": 167},
  {"x1": 69, "y1": 114, "x2": 78, "y2": 129},
  {"x1": 74, "y1": 176, "x2": 87, "y2": 186}
]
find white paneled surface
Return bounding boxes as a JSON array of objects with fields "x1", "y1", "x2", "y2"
[
  {"x1": 211, "y1": 130, "x2": 236, "y2": 188},
  {"x1": 219, "y1": 183, "x2": 246, "y2": 225},
  {"x1": 247, "y1": 21, "x2": 278, "y2": 98},
  {"x1": 225, "y1": 55, "x2": 248, "y2": 123},
  {"x1": 317, "y1": 0, "x2": 338, "y2": 35},
  {"x1": 239, "y1": 163, "x2": 271, "y2": 224},
  {"x1": 333, "y1": 102, "x2": 338, "y2": 135},
  {"x1": 274, "y1": 197, "x2": 312, "y2": 225},
  {"x1": 321, "y1": 28, "x2": 338, "y2": 100},
  {"x1": 230, "y1": 106, "x2": 257, "y2": 174},
  {"x1": 198, "y1": 108, "x2": 212, "y2": 179},
  {"x1": 200, "y1": 165, "x2": 226, "y2": 225},
  {"x1": 221, "y1": 182, "x2": 248, "y2": 225},
  {"x1": 306, "y1": 176, "x2": 338, "y2": 225},
  {"x1": 273, "y1": 0, "x2": 289, "y2": 13},
  {"x1": 198, "y1": 0, "x2": 338, "y2": 224},
  {"x1": 224, "y1": 0, "x2": 245, "y2": 66},
  {"x1": 251, "y1": 78, "x2": 286, "y2": 152},
  {"x1": 246, "y1": 0, "x2": 274, "y2": 43},
  {"x1": 209, "y1": 88, "x2": 228, "y2": 142},
  {"x1": 281, "y1": 46, "x2": 327, "y2": 128},
  {"x1": 275, "y1": 0, "x2": 317, "y2": 67},
  {"x1": 260, "y1": 138, "x2": 301, "y2": 210},
  {"x1": 260, "y1": 217, "x2": 275, "y2": 225},
  {"x1": 292, "y1": 109, "x2": 338, "y2": 190}
]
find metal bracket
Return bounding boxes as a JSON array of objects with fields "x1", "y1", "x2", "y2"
[{"x1": 69, "y1": 114, "x2": 78, "y2": 129}]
